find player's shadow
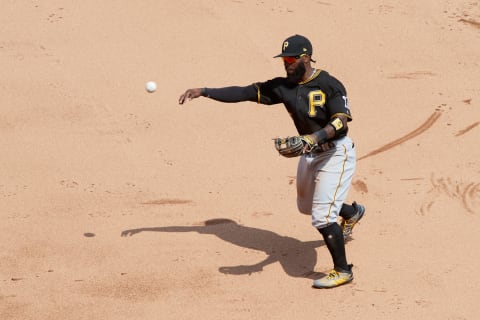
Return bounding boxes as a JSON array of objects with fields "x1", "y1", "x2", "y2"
[{"x1": 121, "y1": 218, "x2": 326, "y2": 279}]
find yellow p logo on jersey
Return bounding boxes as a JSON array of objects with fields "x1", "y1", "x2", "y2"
[{"x1": 308, "y1": 90, "x2": 326, "y2": 117}]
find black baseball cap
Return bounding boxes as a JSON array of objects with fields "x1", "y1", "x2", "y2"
[{"x1": 274, "y1": 34, "x2": 313, "y2": 58}]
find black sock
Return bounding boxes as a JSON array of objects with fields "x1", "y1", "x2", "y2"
[
  {"x1": 339, "y1": 203, "x2": 356, "y2": 220},
  {"x1": 317, "y1": 223, "x2": 349, "y2": 271}
]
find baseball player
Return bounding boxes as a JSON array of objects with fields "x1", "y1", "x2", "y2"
[{"x1": 178, "y1": 34, "x2": 365, "y2": 288}]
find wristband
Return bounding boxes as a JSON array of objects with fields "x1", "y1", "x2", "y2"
[{"x1": 313, "y1": 129, "x2": 327, "y2": 144}]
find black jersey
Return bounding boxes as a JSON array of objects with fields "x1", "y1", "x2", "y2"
[
  {"x1": 203, "y1": 70, "x2": 352, "y2": 136},
  {"x1": 254, "y1": 70, "x2": 352, "y2": 135}
]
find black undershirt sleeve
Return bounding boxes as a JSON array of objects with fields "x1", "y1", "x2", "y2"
[{"x1": 203, "y1": 85, "x2": 258, "y2": 103}]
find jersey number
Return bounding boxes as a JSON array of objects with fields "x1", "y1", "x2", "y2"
[{"x1": 308, "y1": 90, "x2": 326, "y2": 117}]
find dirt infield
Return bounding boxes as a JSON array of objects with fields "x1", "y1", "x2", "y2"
[{"x1": 1, "y1": 1, "x2": 479, "y2": 319}]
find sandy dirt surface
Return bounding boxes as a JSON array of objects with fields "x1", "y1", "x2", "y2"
[{"x1": 1, "y1": 1, "x2": 479, "y2": 319}]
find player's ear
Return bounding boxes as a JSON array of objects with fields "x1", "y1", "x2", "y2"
[{"x1": 305, "y1": 55, "x2": 316, "y2": 64}]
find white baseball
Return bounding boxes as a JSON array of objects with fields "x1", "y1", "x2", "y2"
[{"x1": 145, "y1": 81, "x2": 157, "y2": 93}]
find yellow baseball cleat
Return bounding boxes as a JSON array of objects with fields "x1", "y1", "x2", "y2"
[{"x1": 313, "y1": 266, "x2": 353, "y2": 289}]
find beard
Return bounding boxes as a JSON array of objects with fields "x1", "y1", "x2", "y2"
[{"x1": 286, "y1": 62, "x2": 306, "y2": 83}]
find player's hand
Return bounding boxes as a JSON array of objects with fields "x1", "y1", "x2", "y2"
[
  {"x1": 317, "y1": 141, "x2": 336, "y2": 152},
  {"x1": 303, "y1": 133, "x2": 335, "y2": 152},
  {"x1": 178, "y1": 88, "x2": 203, "y2": 105}
]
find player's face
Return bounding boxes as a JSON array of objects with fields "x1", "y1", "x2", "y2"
[{"x1": 283, "y1": 56, "x2": 306, "y2": 83}]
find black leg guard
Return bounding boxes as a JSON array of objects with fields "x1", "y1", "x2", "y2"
[{"x1": 317, "y1": 223, "x2": 349, "y2": 271}]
